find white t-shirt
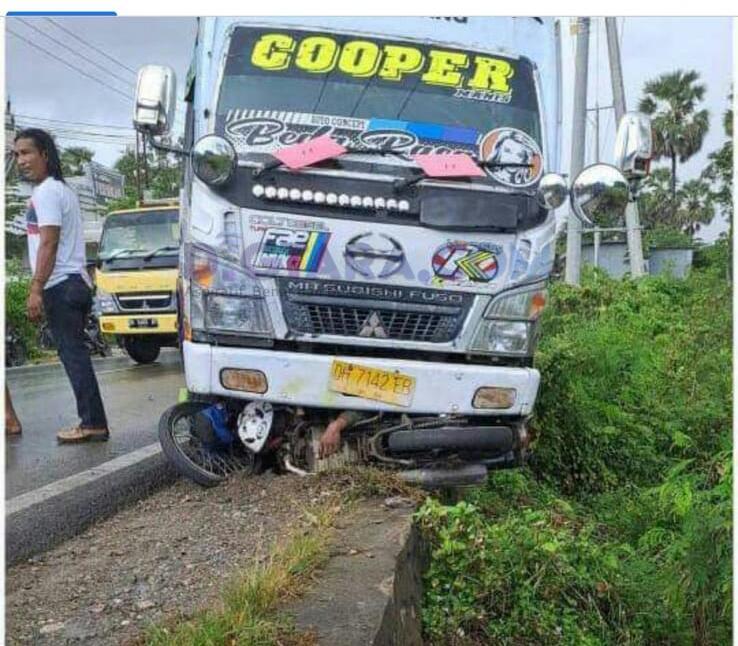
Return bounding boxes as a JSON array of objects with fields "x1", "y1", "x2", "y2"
[{"x1": 26, "y1": 177, "x2": 90, "y2": 289}]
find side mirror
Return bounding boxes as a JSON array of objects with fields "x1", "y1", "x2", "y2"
[
  {"x1": 614, "y1": 112, "x2": 653, "y2": 180},
  {"x1": 570, "y1": 163, "x2": 629, "y2": 226},
  {"x1": 536, "y1": 173, "x2": 568, "y2": 210},
  {"x1": 133, "y1": 65, "x2": 176, "y2": 136}
]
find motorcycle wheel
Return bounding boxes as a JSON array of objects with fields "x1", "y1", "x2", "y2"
[
  {"x1": 158, "y1": 401, "x2": 259, "y2": 488},
  {"x1": 5, "y1": 339, "x2": 26, "y2": 367},
  {"x1": 38, "y1": 325, "x2": 55, "y2": 350}
]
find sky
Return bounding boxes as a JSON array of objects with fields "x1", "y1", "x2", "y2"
[{"x1": 5, "y1": 16, "x2": 733, "y2": 240}]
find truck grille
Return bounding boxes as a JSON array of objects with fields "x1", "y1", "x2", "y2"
[
  {"x1": 278, "y1": 279, "x2": 472, "y2": 344},
  {"x1": 299, "y1": 305, "x2": 455, "y2": 342},
  {"x1": 116, "y1": 292, "x2": 173, "y2": 312}
]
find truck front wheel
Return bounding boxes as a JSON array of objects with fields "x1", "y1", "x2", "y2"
[{"x1": 123, "y1": 336, "x2": 161, "y2": 364}]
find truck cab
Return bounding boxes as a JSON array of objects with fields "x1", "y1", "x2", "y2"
[
  {"x1": 132, "y1": 17, "x2": 636, "y2": 485},
  {"x1": 95, "y1": 202, "x2": 180, "y2": 363}
]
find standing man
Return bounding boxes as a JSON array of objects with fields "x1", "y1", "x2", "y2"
[{"x1": 14, "y1": 128, "x2": 110, "y2": 443}]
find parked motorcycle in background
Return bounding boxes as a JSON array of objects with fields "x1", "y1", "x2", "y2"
[
  {"x1": 5, "y1": 325, "x2": 27, "y2": 368},
  {"x1": 37, "y1": 313, "x2": 112, "y2": 358}
]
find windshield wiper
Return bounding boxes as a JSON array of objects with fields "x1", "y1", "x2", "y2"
[
  {"x1": 252, "y1": 145, "x2": 407, "y2": 177},
  {"x1": 142, "y1": 245, "x2": 179, "y2": 261},
  {"x1": 99, "y1": 249, "x2": 138, "y2": 262},
  {"x1": 393, "y1": 160, "x2": 534, "y2": 192}
]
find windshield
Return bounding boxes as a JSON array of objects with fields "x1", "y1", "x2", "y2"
[
  {"x1": 216, "y1": 27, "x2": 542, "y2": 169},
  {"x1": 100, "y1": 209, "x2": 179, "y2": 258}
]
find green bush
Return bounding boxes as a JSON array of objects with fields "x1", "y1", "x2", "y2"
[
  {"x1": 420, "y1": 244, "x2": 732, "y2": 645},
  {"x1": 532, "y1": 262, "x2": 730, "y2": 495},
  {"x1": 418, "y1": 473, "x2": 677, "y2": 645},
  {"x1": 643, "y1": 225, "x2": 693, "y2": 251},
  {"x1": 5, "y1": 259, "x2": 39, "y2": 362}
]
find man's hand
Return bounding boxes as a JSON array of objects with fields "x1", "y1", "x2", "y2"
[
  {"x1": 27, "y1": 283, "x2": 44, "y2": 322},
  {"x1": 319, "y1": 417, "x2": 349, "y2": 459}
]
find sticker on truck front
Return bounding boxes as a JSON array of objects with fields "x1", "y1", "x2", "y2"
[
  {"x1": 478, "y1": 128, "x2": 543, "y2": 187},
  {"x1": 254, "y1": 227, "x2": 330, "y2": 272},
  {"x1": 225, "y1": 109, "x2": 479, "y2": 157},
  {"x1": 431, "y1": 240, "x2": 502, "y2": 283}
]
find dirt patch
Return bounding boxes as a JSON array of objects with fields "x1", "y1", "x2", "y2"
[{"x1": 5, "y1": 472, "x2": 350, "y2": 645}]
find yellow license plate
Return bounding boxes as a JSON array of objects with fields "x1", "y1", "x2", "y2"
[{"x1": 329, "y1": 360, "x2": 415, "y2": 407}]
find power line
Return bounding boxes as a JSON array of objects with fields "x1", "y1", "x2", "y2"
[
  {"x1": 15, "y1": 128, "x2": 135, "y2": 145},
  {"x1": 45, "y1": 17, "x2": 138, "y2": 76},
  {"x1": 54, "y1": 137, "x2": 132, "y2": 147},
  {"x1": 15, "y1": 124, "x2": 135, "y2": 143},
  {"x1": 16, "y1": 18, "x2": 133, "y2": 88},
  {"x1": 14, "y1": 117, "x2": 136, "y2": 139},
  {"x1": 7, "y1": 28, "x2": 132, "y2": 103},
  {"x1": 15, "y1": 113, "x2": 133, "y2": 131}
]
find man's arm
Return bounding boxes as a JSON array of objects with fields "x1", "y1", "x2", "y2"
[{"x1": 27, "y1": 225, "x2": 60, "y2": 321}]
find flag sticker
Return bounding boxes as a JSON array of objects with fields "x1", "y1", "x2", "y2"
[{"x1": 254, "y1": 227, "x2": 330, "y2": 272}]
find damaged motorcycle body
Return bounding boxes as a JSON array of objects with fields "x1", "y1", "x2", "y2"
[{"x1": 140, "y1": 18, "x2": 570, "y2": 488}]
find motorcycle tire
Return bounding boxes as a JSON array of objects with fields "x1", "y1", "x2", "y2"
[
  {"x1": 158, "y1": 402, "x2": 258, "y2": 488},
  {"x1": 38, "y1": 325, "x2": 56, "y2": 351},
  {"x1": 5, "y1": 340, "x2": 26, "y2": 367}
]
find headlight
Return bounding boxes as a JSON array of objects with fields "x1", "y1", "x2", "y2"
[
  {"x1": 191, "y1": 135, "x2": 236, "y2": 186},
  {"x1": 205, "y1": 294, "x2": 271, "y2": 333},
  {"x1": 94, "y1": 288, "x2": 118, "y2": 314},
  {"x1": 470, "y1": 284, "x2": 547, "y2": 357},
  {"x1": 186, "y1": 246, "x2": 272, "y2": 337}
]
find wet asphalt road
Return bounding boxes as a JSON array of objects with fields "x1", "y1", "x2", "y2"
[{"x1": 5, "y1": 350, "x2": 185, "y2": 499}]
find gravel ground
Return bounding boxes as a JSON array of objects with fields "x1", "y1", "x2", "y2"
[{"x1": 5, "y1": 471, "x2": 348, "y2": 645}]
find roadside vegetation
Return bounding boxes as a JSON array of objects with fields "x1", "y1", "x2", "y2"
[
  {"x1": 141, "y1": 469, "x2": 419, "y2": 646},
  {"x1": 418, "y1": 239, "x2": 732, "y2": 645},
  {"x1": 5, "y1": 258, "x2": 43, "y2": 363},
  {"x1": 143, "y1": 504, "x2": 336, "y2": 646}
]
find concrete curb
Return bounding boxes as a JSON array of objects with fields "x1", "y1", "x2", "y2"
[
  {"x1": 5, "y1": 443, "x2": 178, "y2": 566},
  {"x1": 288, "y1": 500, "x2": 428, "y2": 645}
]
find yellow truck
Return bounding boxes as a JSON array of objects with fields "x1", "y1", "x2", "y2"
[{"x1": 94, "y1": 202, "x2": 180, "y2": 363}]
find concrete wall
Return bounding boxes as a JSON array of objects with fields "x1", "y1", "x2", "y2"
[
  {"x1": 582, "y1": 242, "x2": 630, "y2": 279},
  {"x1": 648, "y1": 247, "x2": 694, "y2": 279}
]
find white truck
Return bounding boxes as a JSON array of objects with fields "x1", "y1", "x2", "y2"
[{"x1": 133, "y1": 17, "x2": 640, "y2": 487}]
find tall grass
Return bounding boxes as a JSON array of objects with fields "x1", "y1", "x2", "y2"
[{"x1": 420, "y1": 240, "x2": 732, "y2": 645}]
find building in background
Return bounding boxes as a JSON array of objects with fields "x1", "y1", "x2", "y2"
[{"x1": 5, "y1": 103, "x2": 125, "y2": 267}]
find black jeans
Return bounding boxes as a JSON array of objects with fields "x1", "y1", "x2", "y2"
[{"x1": 43, "y1": 274, "x2": 108, "y2": 429}]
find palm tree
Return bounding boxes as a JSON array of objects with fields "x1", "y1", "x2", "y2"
[
  {"x1": 702, "y1": 92, "x2": 733, "y2": 219},
  {"x1": 638, "y1": 70, "x2": 709, "y2": 199},
  {"x1": 638, "y1": 167, "x2": 679, "y2": 229},
  {"x1": 676, "y1": 178, "x2": 715, "y2": 237},
  {"x1": 60, "y1": 146, "x2": 94, "y2": 177}
]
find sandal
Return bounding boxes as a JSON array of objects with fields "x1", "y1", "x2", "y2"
[{"x1": 57, "y1": 426, "x2": 110, "y2": 444}]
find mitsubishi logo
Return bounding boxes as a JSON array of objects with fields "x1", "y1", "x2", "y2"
[{"x1": 359, "y1": 312, "x2": 388, "y2": 338}]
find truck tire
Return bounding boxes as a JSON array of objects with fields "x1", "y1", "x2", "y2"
[{"x1": 123, "y1": 337, "x2": 161, "y2": 364}]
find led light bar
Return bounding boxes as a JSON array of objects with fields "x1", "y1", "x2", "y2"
[{"x1": 251, "y1": 183, "x2": 412, "y2": 212}]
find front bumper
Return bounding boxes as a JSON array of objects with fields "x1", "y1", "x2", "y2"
[
  {"x1": 99, "y1": 313, "x2": 178, "y2": 335},
  {"x1": 183, "y1": 341, "x2": 540, "y2": 416}
]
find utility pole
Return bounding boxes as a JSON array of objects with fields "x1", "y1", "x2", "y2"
[
  {"x1": 565, "y1": 17, "x2": 590, "y2": 285},
  {"x1": 134, "y1": 131, "x2": 143, "y2": 203},
  {"x1": 142, "y1": 134, "x2": 150, "y2": 190},
  {"x1": 605, "y1": 17, "x2": 646, "y2": 277}
]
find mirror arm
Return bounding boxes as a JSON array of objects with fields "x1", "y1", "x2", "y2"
[
  {"x1": 628, "y1": 178, "x2": 641, "y2": 201},
  {"x1": 145, "y1": 132, "x2": 189, "y2": 157}
]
